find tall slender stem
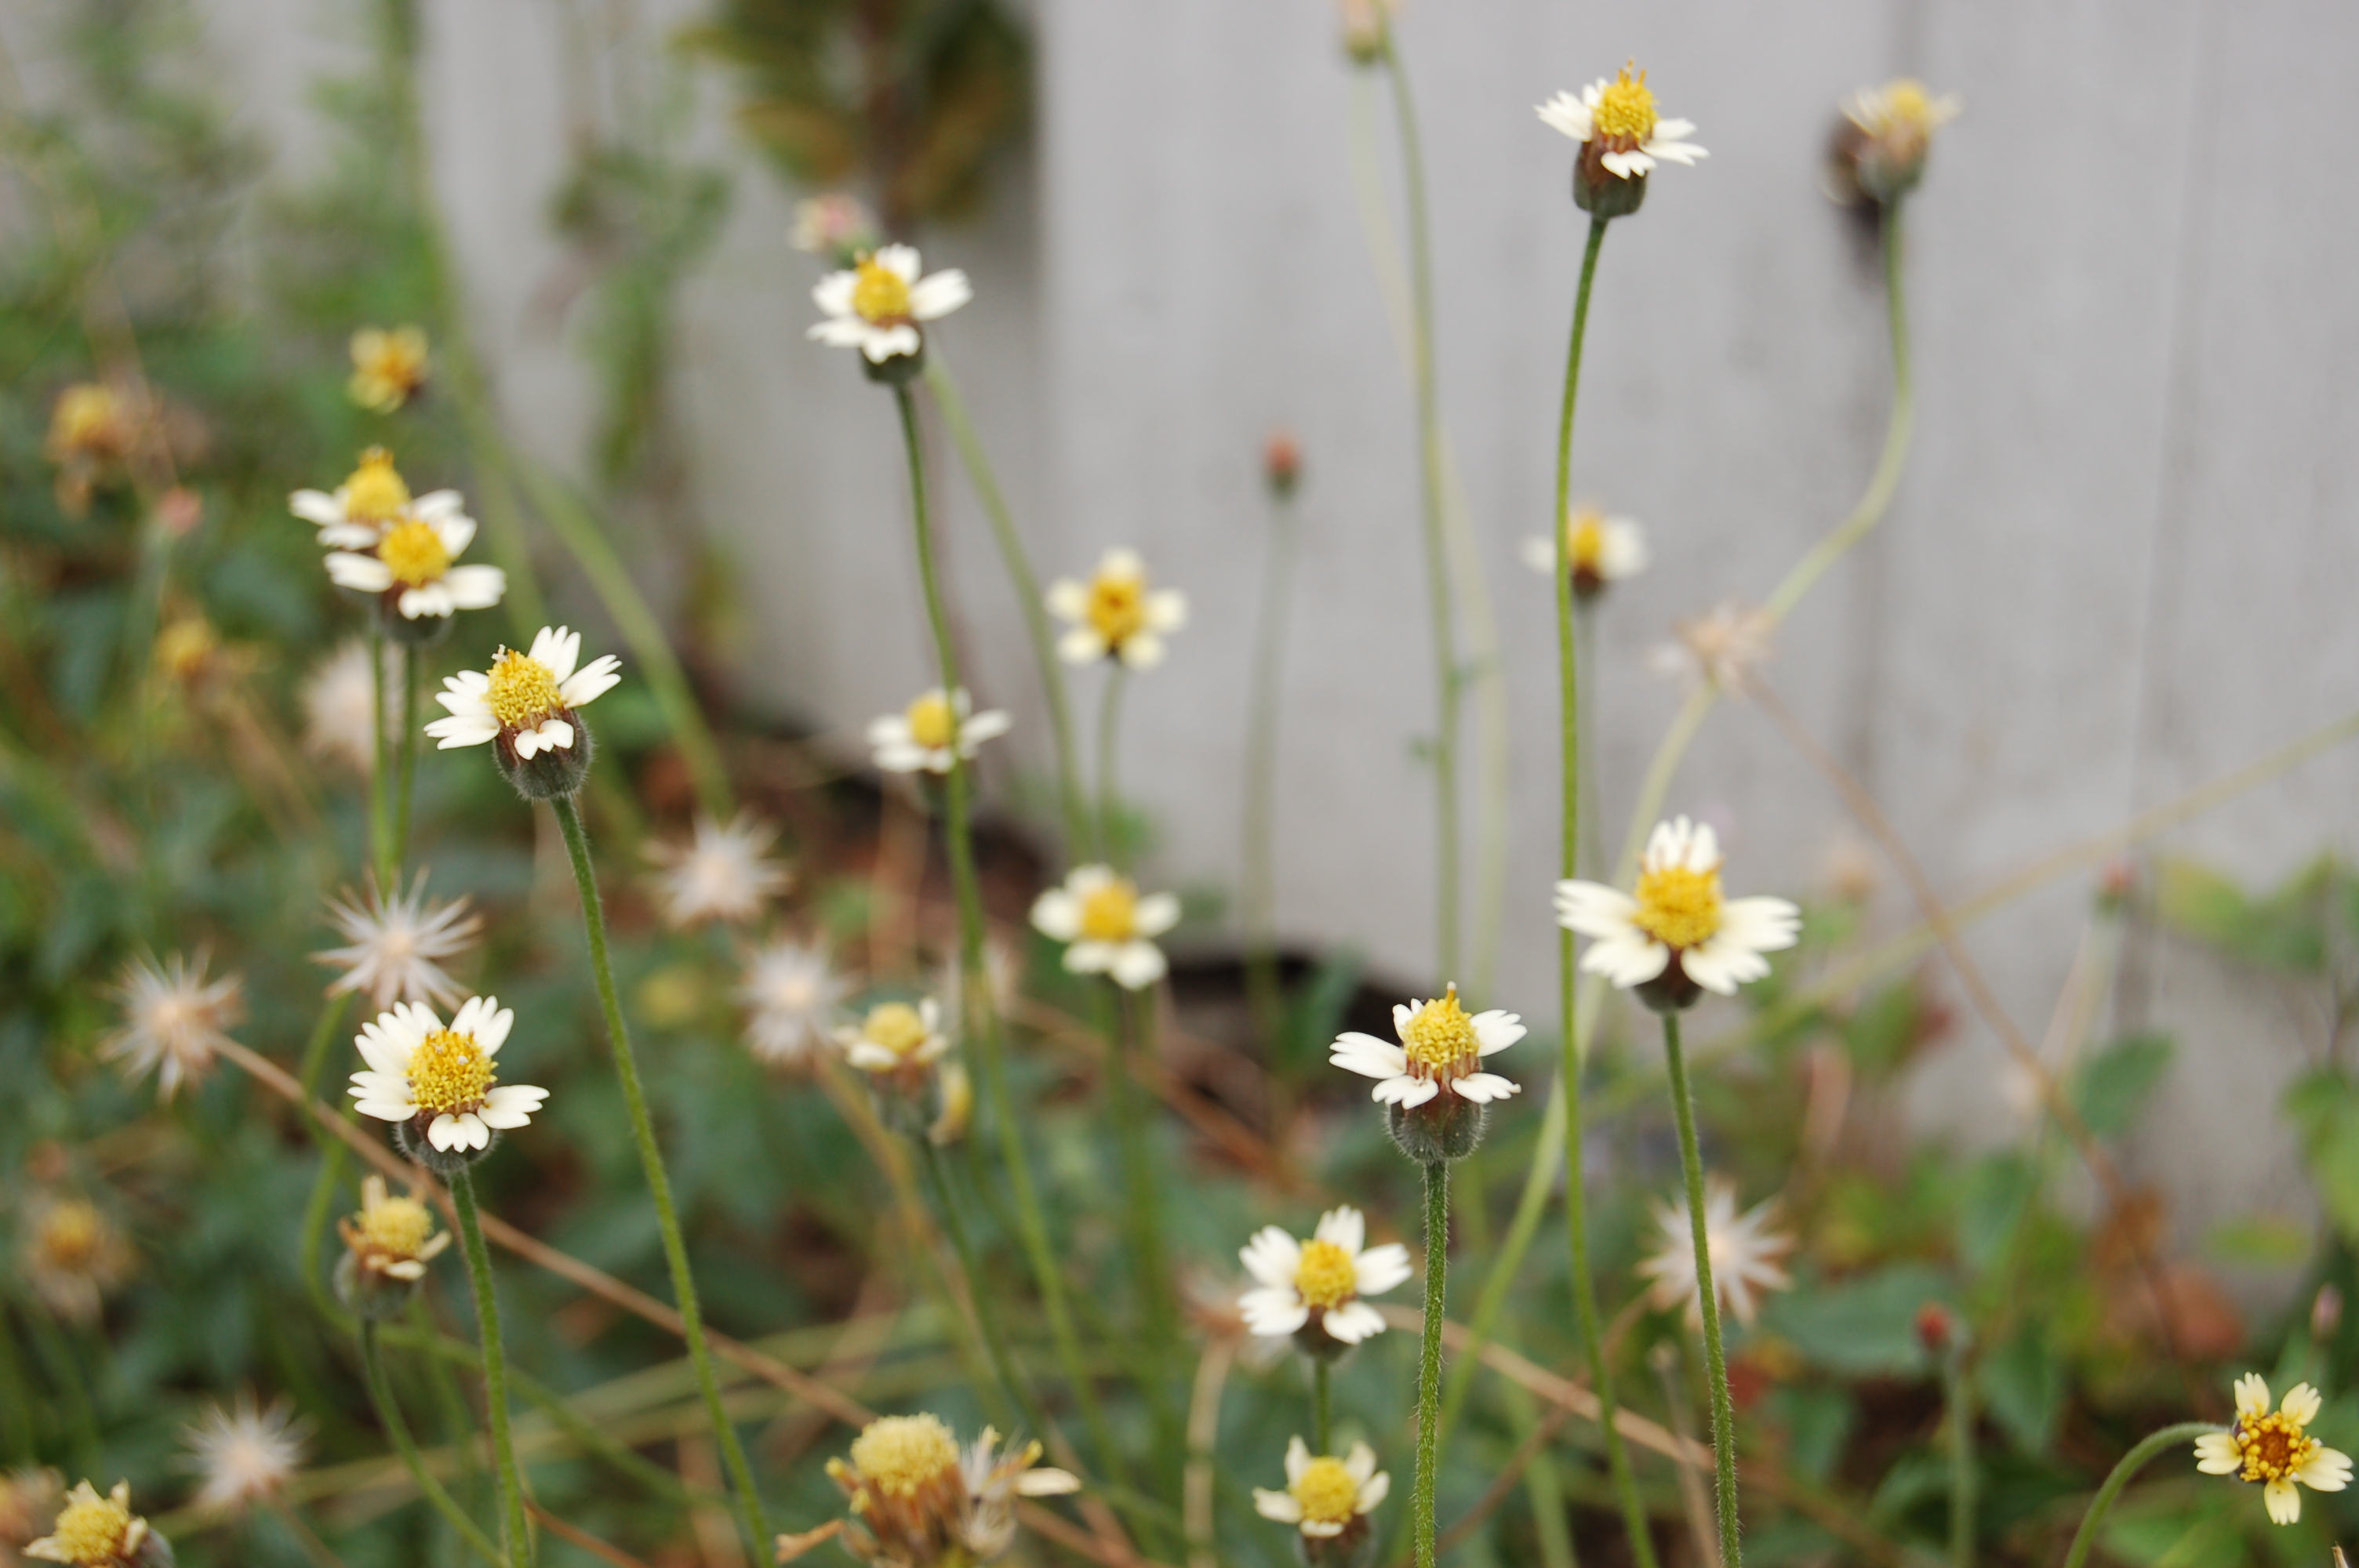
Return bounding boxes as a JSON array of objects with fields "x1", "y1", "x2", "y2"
[
  {"x1": 369, "y1": 631, "x2": 392, "y2": 888},
  {"x1": 916, "y1": 1138, "x2": 1038, "y2": 1434},
  {"x1": 393, "y1": 644, "x2": 420, "y2": 871},
  {"x1": 889, "y1": 383, "x2": 1125, "y2": 1494},
  {"x1": 1310, "y1": 1358, "x2": 1332, "y2": 1455},
  {"x1": 358, "y1": 1323, "x2": 503, "y2": 1566},
  {"x1": 2059, "y1": 1424, "x2": 2216, "y2": 1568},
  {"x1": 549, "y1": 793, "x2": 769, "y2": 1553},
  {"x1": 1096, "y1": 666, "x2": 1129, "y2": 870},
  {"x1": 1379, "y1": 39, "x2": 1459, "y2": 984},
  {"x1": 1942, "y1": 1334, "x2": 1976, "y2": 1568},
  {"x1": 1412, "y1": 1160, "x2": 1448, "y2": 1568},
  {"x1": 1662, "y1": 1011, "x2": 1741, "y2": 1568},
  {"x1": 1113, "y1": 983, "x2": 1179, "y2": 1359},
  {"x1": 1553, "y1": 212, "x2": 1659, "y2": 1568},
  {"x1": 1241, "y1": 484, "x2": 1299, "y2": 1052},
  {"x1": 445, "y1": 1171, "x2": 531, "y2": 1567}
]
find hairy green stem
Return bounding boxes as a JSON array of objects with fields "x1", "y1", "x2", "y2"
[
  {"x1": 1097, "y1": 665, "x2": 1129, "y2": 869},
  {"x1": 2059, "y1": 1424, "x2": 2217, "y2": 1568},
  {"x1": 358, "y1": 1322, "x2": 503, "y2": 1566},
  {"x1": 369, "y1": 630, "x2": 392, "y2": 889},
  {"x1": 446, "y1": 1171, "x2": 531, "y2": 1566},
  {"x1": 1662, "y1": 1013, "x2": 1741, "y2": 1568},
  {"x1": 1311, "y1": 1358, "x2": 1331, "y2": 1455},
  {"x1": 550, "y1": 793, "x2": 769, "y2": 1553},
  {"x1": 1412, "y1": 1160, "x2": 1449, "y2": 1568},
  {"x1": 1241, "y1": 484, "x2": 1299, "y2": 1054}
]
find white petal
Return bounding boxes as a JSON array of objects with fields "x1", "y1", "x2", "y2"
[
  {"x1": 1357, "y1": 1471, "x2": 1390, "y2": 1511},
  {"x1": 1132, "y1": 892, "x2": 1182, "y2": 938},
  {"x1": 325, "y1": 554, "x2": 393, "y2": 592},
  {"x1": 559, "y1": 654, "x2": 622, "y2": 709},
  {"x1": 873, "y1": 244, "x2": 921, "y2": 282},
  {"x1": 434, "y1": 514, "x2": 478, "y2": 555},
  {"x1": 1110, "y1": 941, "x2": 1168, "y2": 990},
  {"x1": 1324, "y1": 1302, "x2": 1387, "y2": 1345},
  {"x1": 1454, "y1": 1072, "x2": 1522, "y2": 1103},
  {"x1": 427, "y1": 717, "x2": 500, "y2": 749},
  {"x1": 1355, "y1": 1243, "x2": 1413, "y2": 1296},
  {"x1": 908, "y1": 270, "x2": 972, "y2": 321},
  {"x1": 1313, "y1": 1206, "x2": 1365, "y2": 1254},
  {"x1": 1329, "y1": 1033, "x2": 1408, "y2": 1079},
  {"x1": 1240, "y1": 1291, "x2": 1311, "y2": 1338},
  {"x1": 1285, "y1": 1436, "x2": 1311, "y2": 1484},
  {"x1": 1030, "y1": 889, "x2": 1082, "y2": 942},
  {"x1": 1580, "y1": 931, "x2": 1672, "y2": 987},
  {"x1": 1118, "y1": 631, "x2": 1165, "y2": 670},
  {"x1": 1045, "y1": 579, "x2": 1089, "y2": 620},
  {"x1": 2266, "y1": 1477, "x2": 2302, "y2": 1525},
  {"x1": 289, "y1": 489, "x2": 343, "y2": 526},
  {"x1": 1373, "y1": 1076, "x2": 1439, "y2": 1108},
  {"x1": 1254, "y1": 1491, "x2": 1303, "y2": 1524},
  {"x1": 1240, "y1": 1227, "x2": 1303, "y2": 1288},
  {"x1": 813, "y1": 272, "x2": 857, "y2": 315},
  {"x1": 445, "y1": 565, "x2": 507, "y2": 609},
  {"x1": 1554, "y1": 880, "x2": 1641, "y2": 939},
  {"x1": 1470, "y1": 1010, "x2": 1525, "y2": 1054},
  {"x1": 1056, "y1": 628, "x2": 1106, "y2": 665},
  {"x1": 427, "y1": 1112, "x2": 467, "y2": 1151},
  {"x1": 1063, "y1": 942, "x2": 1118, "y2": 976},
  {"x1": 2282, "y1": 1383, "x2": 2324, "y2": 1425}
]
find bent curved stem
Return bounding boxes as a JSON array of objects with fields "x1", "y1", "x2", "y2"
[
  {"x1": 446, "y1": 1171, "x2": 532, "y2": 1567},
  {"x1": 2059, "y1": 1424, "x2": 2217, "y2": 1568},
  {"x1": 1662, "y1": 1014, "x2": 1741, "y2": 1568},
  {"x1": 358, "y1": 1323, "x2": 503, "y2": 1566}
]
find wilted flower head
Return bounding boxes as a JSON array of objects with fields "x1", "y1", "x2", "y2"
[
  {"x1": 1832, "y1": 80, "x2": 1960, "y2": 205},
  {"x1": 1538, "y1": 62, "x2": 1706, "y2": 218},
  {"x1": 20, "y1": 1196, "x2": 134, "y2": 1323},
  {"x1": 791, "y1": 194, "x2": 881, "y2": 266},
  {"x1": 2194, "y1": 1374, "x2": 2354, "y2": 1525},
  {"x1": 102, "y1": 953, "x2": 242, "y2": 1098},
  {"x1": 740, "y1": 938, "x2": 849, "y2": 1068},
  {"x1": 1654, "y1": 599, "x2": 1776, "y2": 696},
  {"x1": 299, "y1": 639, "x2": 398, "y2": 775},
  {"x1": 1030, "y1": 866, "x2": 1181, "y2": 990},
  {"x1": 1635, "y1": 1179, "x2": 1794, "y2": 1328},
  {"x1": 1556, "y1": 815, "x2": 1801, "y2": 1011},
  {"x1": 810, "y1": 1414, "x2": 1078, "y2": 1568},
  {"x1": 1253, "y1": 1437, "x2": 1388, "y2": 1545},
  {"x1": 645, "y1": 814, "x2": 791, "y2": 928},
  {"x1": 1335, "y1": 0, "x2": 1393, "y2": 63},
  {"x1": 316, "y1": 873, "x2": 482, "y2": 1010},
  {"x1": 1238, "y1": 1205, "x2": 1412, "y2": 1351},
  {"x1": 347, "y1": 326, "x2": 431, "y2": 412},
  {"x1": 24, "y1": 1480, "x2": 158, "y2": 1568},
  {"x1": 1046, "y1": 550, "x2": 1187, "y2": 670},
  {"x1": 182, "y1": 1393, "x2": 307, "y2": 1513}
]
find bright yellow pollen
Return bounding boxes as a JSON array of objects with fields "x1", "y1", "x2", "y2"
[
  {"x1": 42, "y1": 1491, "x2": 133, "y2": 1565},
  {"x1": 1086, "y1": 572, "x2": 1149, "y2": 648},
  {"x1": 1078, "y1": 879, "x2": 1140, "y2": 943},
  {"x1": 1633, "y1": 862, "x2": 1723, "y2": 949},
  {"x1": 851, "y1": 256, "x2": 913, "y2": 325},
  {"x1": 2236, "y1": 1413, "x2": 2321, "y2": 1483},
  {"x1": 406, "y1": 1029, "x2": 495, "y2": 1115},
  {"x1": 862, "y1": 1004, "x2": 932, "y2": 1061},
  {"x1": 1591, "y1": 64, "x2": 1657, "y2": 143},
  {"x1": 360, "y1": 1194, "x2": 435, "y2": 1258},
  {"x1": 39, "y1": 1202, "x2": 104, "y2": 1269},
  {"x1": 849, "y1": 1414, "x2": 961, "y2": 1498},
  {"x1": 342, "y1": 447, "x2": 411, "y2": 524},
  {"x1": 1881, "y1": 79, "x2": 1936, "y2": 132},
  {"x1": 1568, "y1": 514, "x2": 1608, "y2": 572},
  {"x1": 377, "y1": 518, "x2": 452, "y2": 586},
  {"x1": 485, "y1": 649, "x2": 564, "y2": 730},
  {"x1": 1290, "y1": 1457, "x2": 1361, "y2": 1526},
  {"x1": 905, "y1": 693, "x2": 955, "y2": 750},
  {"x1": 1400, "y1": 985, "x2": 1478, "y2": 1072},
  {"x1": 1294, "y1": 1240, "x2": 1358, "y2": 1310}
]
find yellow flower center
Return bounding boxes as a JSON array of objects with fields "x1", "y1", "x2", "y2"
[
  {"x1": 485, "y1": 649, "x2": 564, "y2": 729},
  {"x1": 154, "y1": 619, "x2": 216, "y2": 681},
  {"x1": 1568, "y1": 513, "x2": 1608, "y2": 573},
  {"x1": 1591, "y1": 64, "x2": 1657, "y2": 143},
  {"x1": 52, "y1": 386, "x2": 121, "y2": 451},
  {"x1": 356, "y1": 328, "x2": 427, "y2": 383},
  {"x1": 851, "y1": 256, "x2": 913, "y2": 325},
  {"x1": 406, "y1": 1028, "x2": 495, "y2": 1116},
  {"x1": 1880, "y1": 79, "x2": 1936, "y2": 133},
  {"x1": 39, "y1": 1203, "x2": 104, "y2": 1269},
  {"x1": 905, "y1": 693, "x2": 955, "y2": 750},
  {"x1": 1293, "y1": 1239, "x2": 1358, "y2": 1310},
  {"x1": 2236, "y1": 1412, "x2": 2321, "y2": 1483},
  {"x1": 1086, "y1": 572, "x2": 1149, "y2": 648},
  {"x1": 377, "y1": 518, "x2": 453, "y2": 586},
  {"x1": 1290, "y1": 1457, "x2": 1361, "y2": 1526},
  {"x1": 1632, "y1": 862, "x2": 1723, "y2": 950},
  {"x1": 849, "y1": 1414, "x2": 961, "y2": 1498},
  {"x1": 1400, "y1": 985, "x2": 1478, "y2": 1073},
  {"x1": 343, "y1": 447, "x2": 411, "y2": 524},
  {"x1": 359, "y1": 1194, "x2": 435, "y2": 1258},
  {"x1": 861, "y1": 1004, "x2": 932, "y2": 1061},
  {"x1": 1078, "y1": 879, "x2": 1141, "y2": 943},
  {"x1": 42, "y1": 1491, "x2": 133, "y2": 1565}
]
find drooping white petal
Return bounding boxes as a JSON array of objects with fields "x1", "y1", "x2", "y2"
[{"x1": 1324, "y1": 1301, "x2": 1387, "y2": 1345}]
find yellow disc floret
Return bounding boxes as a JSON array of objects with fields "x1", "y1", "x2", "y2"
[
  {"x1": 1078, "y1": 878, "x2": 1141, "y2": 943},
  {"x1": 1293, "y1": 1240, "x2": 1358, "y2": 1310},
  {"x1": 861, "y1": 1004, "x2": 932, "y2": 1062},
  {"x1": 2236, "y1": 1412, "x2": 2323, "y2": 1483},
  {"x1": 377, "y1": 517, "x2": 453, "y2": 586},
  {"x1": 1568, "y1": 513, "x2": 1608, "y2": 573},
  {"x1": 1633, "y1": 863, "x2": 1723, "y2": 950},
  {"x1": 485, "y1": 649, "x2": 564, "y2": 730},
  {"x1": 1086, "y1": 571, "x2": 1149, "y2": 649},
  {"x1": 905, "y1": 693, "x2": 955, "y2": 750},
  {"x1": 39, "y1": 1484, "x2": 134, "y2": 1566},
  {"x1": 38, "y1": 1202, "x2": 104, "y2": 1269},
  {"x1": 849, "y1": 1414, "x2": 961, "y2": 1498},
  {"x1": 1289, "y1": 1457, "x2": 1362, "y2": 1527},
  {"x1": 343, "y1": 447, "x2": 412, "y2": 525},
  {"x1": 1590, "y1": 64, "x2": 1657, "y2": 143},
  {"x1": 406, "y1": 1029, "x2": 495, "y2": 1115},
  {"x1": 1400, "y1": 985, "x2": 1478, "y2": 1073},
  {"x1": 358, "y1": 1191, "x2": 435, "y2": 1259},
  {"x1": 852, "y1": 256, "x2": 914, "y2": 325},
  {"x1": 49, "y1": 386, "x2": 123, "y2": 456}
]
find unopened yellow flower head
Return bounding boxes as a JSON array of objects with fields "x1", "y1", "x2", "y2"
[
  {"x1": 336, "y1": 1174, "x2": 451, "y2": 1317},
  {"x1": 348, "y1": 326, "x2": 431, "y2": 412},
  {"x1": 1834, "y1": 78, "x2": 1960, "y2": 205}
]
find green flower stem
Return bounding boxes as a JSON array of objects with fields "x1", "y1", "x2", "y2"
[
  {"x1": 358, "y1": 1323, "x2": 504, "y2": 1567},
  {"x1": 1942, "y1": 1335, "x2": 1976, "y2": 1568},
  {"x1": 1311, "y1": 1358, "x2": 1332, "y2": 1455},
  {"x1": 1412, "y1": 1160, "x2": 1449, "y2": 1568},
  {"x1": 2059, "y1": 1424, "x2": 2217, "y2": 1568},
  {"x1": 445, "y1": 1170, "x2": 532, "y2": 1568},
  {"x1": 369, "y1": 630, "x2": 393, "y2": 889},
  {"x1": 921, "y1": 355, "x2": 1091, "y2": 858},
  {"x1": 916, "y1": 1138, "x2": 1039, "y2": 1435},
  {"x1": 889, "y1": 383, "x2": 1127, "y2": 1497},
  {"x1": 549, "y1": 793, "x2": 769, "y2": 1554},
  {"x1": 1096, "y1": 665, "x2": 1129, "y2": 869},
  {"x1": 296, "y1": 994, "x2": 357, "y2": 1319},
  {"x1": 1550, "y1": 212, "x2": 1659, "y2": 1568},
  {"x1": 1378, "y1": 36, "x2": 1460, "y2": 985},
  {"x1": 393, "y1": 643, "x2": 420, "y2": 873},
  {"x1": 1112, "y1": 982, "x2": 1177, "y2": 1356},
  {"x1": 1661, "y1": 1011, "x2": 1741, "y2": 1568},
  {"x1": 1241, "y1": 482, "x2": 1299, "y2": 1054}
]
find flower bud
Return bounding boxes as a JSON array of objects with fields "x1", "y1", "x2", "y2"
[
  {"x1": 1915, "y1": 1300, "x2": 1954, "y2": 1356},
  {"x1": 1264, "y1": 430, "x2": 1303, "y2": 499}
]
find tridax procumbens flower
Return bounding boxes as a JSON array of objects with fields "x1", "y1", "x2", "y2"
[
  {"x1": 1538, "y1": 62, "x2": 1705, "y2": 216},
  {"x1": 1253, "y1": 1437, "x2": 1388, "y2": 1544},
  {"x1": 349, "y1": 996, "x2": 547, "y2": 1160},
  {"x1": 2194, "y1": 1374, "x2": 2353, "y2": 1525},
  {"x1": 837, "y1": 1000, "x2": 951, "y2": 1093},
  {"x1": 1330, "y1": 985, "x2": 1522, "y2": 1110},
  {"x1": 102, "y1": 952, "x2": 242, "y2": 1099},
  {"x1": 289, "y1": 448, "x2": 455, "y2": 550},
  {"x1": 1834, "y1": 79, "x2": 1960, "y2": 205},
  {"x1": 809, "y1": 245, "x2": 971, "y2": 368},
  {"x1": 315, "y1": 873, "x2": 482, "y2": 1011},
  {"x1": 20, "y1": 1196, "x2": 134, "y2": 1324},
  {"x1": 336, "y1": 1174, "x2": 450, "y2": 1284},
  {"x1": 1046, "y1": 549, "x2": 1188, "y2": 669},
  {"x1": 322, "y1": 493, "x2": 504, "y2": 627},
  {"x1": 1239, "y1": 1204, "x2": 1412, "y2": 1351},
  {"x1": 1636, "y1": 1178, "x2": 1794, "y2": 1329},
  {"x1": 347, "y1": 325, "x2": 430, "y2": 412},
  {"x1": 867, "y1": 688, "x2": 1011, "y2": 775},
  {"x1": 426, "y1": 625, "x2": 622, "y2": 797},
  {"x1": 1030, "y1": 865, "x2": 1182, "y2": 989},
  {"x1": 803, "y1": 1413, "x2": 1078, "y2": 1568},
  {"x1": 24, "y1": 1479, "x2": 163, "y2": 1568},
  {"x1": 1522, "y1": 506, "x2": 1648, "y2": 601},
  {"x1": 645, "y1": 813, "x2": 791, "y2": 929},
  {"x1": 1556, "y1": 815, "x2": 1800, "y2": 1011}
]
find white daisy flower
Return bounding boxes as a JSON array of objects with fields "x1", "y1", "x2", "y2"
[
  {"x1": 1537, "y1": 63, "x2": 1706, "y2": 181},
  {"x1": 1635, "y1": 1179, "x2": 1795, "y2": 1329},
  {"x1": 424, "y1": 624, "x2": 623, "y2": 760},
  {"x1": 740, "y1": 938, "x2": 850, "y2": 1067},
  {"x1": 1653, "y1": 600, "x2": 1776, "y2": 696},
  {"x1": 1252, "y1": 1437, "x2": 1389, "y2": 1541},
  {"x1": 288, "y1": 448, "x2": 465, "y2": 550},
  {"x1": 645, "y1": 813, "x2": 791, "y2": 929},
  {"x1": 299, "y1": 639, "x2": 398, "y2": 775},
  {"x1": 322, "y1": 495, "x2": 505, "y2": 622},
  {"x1": 867, "y1": 688, "x2": 1012, "y2": 775},
  {"x1": 1521, "y1": 506, "x2": 1648, "y2": 598},
  {"x1": 336, "y1": 1174, "x2": 451, "y2": 1283},
  {"x1": 1046, "y1": 549, "x2": 1188, "y2": 669},
  {"x1": 1555, "y1": 815, "x2": 1801, "y2": 1004},
  {"x1": 809, "y1": 245, "x2": 972, "y2": 365},
  {"x1": 836, "y1": 1000, "x2": 951, "y2": 1079},
  {"x1": 2194, "y1": 1374, "x2": 2354, "y2": 1526},
  {"x1": 1329, "y1": 984, "x2": 1523, "y2": 1109},
  {"x1": 25, "y1": 1479, "x2": 151, "y2": 1568},
  {"x1": 347, "y1": 996, "x2": 547, "y2": 1154},
  {"x1": 101, "y1": 952, "x2": 242, "y2": 1098},
  {"x1": 816, "y1": 1414, "x2": 1077, "y2": 1568},
  {"x1": 182, "y1": 1394, "x2": 307, "y2": 1513},
  {"x1": 314, "y1": 873, "x2": 482, "y2": 1010},
  {"x1": 1238, "y1": 1205, "x2": 1412, "y2": 1347},
  {"x1": 1029, "y1": 864, "x2": 1181, "y2": 990}
]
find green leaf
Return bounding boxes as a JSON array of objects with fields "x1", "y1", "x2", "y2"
[
  {"x1": 2070, "y1": 1032, "x2": 2174, "y2": 1138},
  {"x1": 1957, "y1": 1152, "x2": 2040, "y2": 1273},
  {"x1": 2154, "y1": 857, "x2": 2330, "y2": 974},
  {"x1": 1760, "y1": 1262, "x2": 1950, "y2": 1378},
  {"x1": 1976, "y1": 1325, "x2": 2063, "y2": 1454},
  {"x1": 2285, "y1": 1068, "x2": 2359, "y2": 1242}
]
